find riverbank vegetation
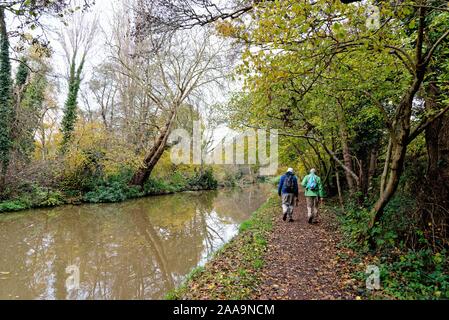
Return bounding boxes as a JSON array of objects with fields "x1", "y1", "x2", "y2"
[{"x1": 0, "y1": 1, "x2": 259, "y2": 213}]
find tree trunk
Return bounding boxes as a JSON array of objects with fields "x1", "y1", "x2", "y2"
[
  {"x1": 0, "y1": 7, "x2": 11, "y2": 196},
  {"x1": 425, "y1": 84, "x2": 444, "y2": 177},
  {"x1": 380, "y1": 138, "x2": 392, "y2": 197},
  {"x1": 341, "y1": 135, "x2": 355, "y2": 192},
  {"x1": 369, "y1": 135, "x2": 408, "y2": 229},
  {"x1": 369, "y1": 11, "x2": 428, "y2": 229},
  {"x1": 336, "y1": 105, "x2": 355, "y2": 192},
  {"x1": 369, "y1": 80, "x2": 419, "y2": 229},
  {"x1": 368, "y1": 147, "x2": 378, "y2": 191},
  {"x1": 307, "y1": 139, "x2": 328, "y2": 176},
  {"x1": 438, "y1": 117, "x2": 449, "y2": 192},
  {"x1": 336, "y1": 167, "x2": 344, "y2": 210},
  {"x1": 130, "y1": 109, "x2": 177, "y2": 186},
  {"x1": 424, "y1": 83, "x2": 449, "y2": 231},
  {"x1": 358, "y1": 147, "x2": 378, "y2": 197}
]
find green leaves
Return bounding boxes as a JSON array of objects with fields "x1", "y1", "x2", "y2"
[{"x1": 332, "y1": 22, "x2": 347, "y2": 40}]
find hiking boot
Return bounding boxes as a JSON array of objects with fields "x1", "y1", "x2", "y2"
[
  {"x1": 283, "y1": 213, "x2": 287, "y2": 221},
  {"x1": 308, "y1": 216, "x2": 313, "y2": 224},
  {"x1": 289, "y1": 218, "x2": 295, "y2": 223}
]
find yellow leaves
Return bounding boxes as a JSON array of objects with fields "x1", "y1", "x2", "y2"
[
  {"x1": 22, "y1": 33, "x2": 34, "y2": 41},
  {"x1": 74, "y1": 121, "x2": 108, "y2": 149},
  {"x1": 33, "y1": 131, "x2": 62, "y2": 161},
  {"x1": 332, "y1": 22, "x2": 348, "y2": 41},
  {"x1": 63, "y1": 148, "x2": 89, "y2": 184},
  {"x1": 102, "y1": 146, "x2": 142, "y2": 177},
  {"x1": 207, "y1": 283, "x2": 216, "y2": 290},
  {"x1": 63, "y1": 123, "x2": 103, "y2": 177},
  {"x1": 29, "y1": 43, "x2": 52, "y2": 59},
  {"x1": 62, "y1": 119, "x2": 142, "y2": 181},
  {"x1": 215, "y1": 21, "x2": 238, "y2": 38},
  {"x1": 433, "y1": 253, "x2": 443, "y2": 265}
]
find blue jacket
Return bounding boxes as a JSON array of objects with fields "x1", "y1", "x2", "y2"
[{"x1": 278, "y1": 173, "x2": 299, "y2": 197}]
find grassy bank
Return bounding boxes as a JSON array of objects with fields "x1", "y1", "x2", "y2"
[{"x1": 166, "y1": 193, "x2": 278, "y2": 300}]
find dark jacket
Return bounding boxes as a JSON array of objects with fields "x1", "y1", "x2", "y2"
[{"x1": 278, "y1": 172, "x2": 299, "y2": 197}]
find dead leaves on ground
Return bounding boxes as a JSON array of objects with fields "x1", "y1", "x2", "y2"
[{"x1": 180, "y1": 197, "x2": 360, "y2": 300}]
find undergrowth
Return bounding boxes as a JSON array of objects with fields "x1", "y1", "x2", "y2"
[{"x1": 331, "y1": 190, "x2": 449, "y2": 300}]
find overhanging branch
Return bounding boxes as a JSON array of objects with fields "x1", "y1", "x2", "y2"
[{"x1": 408, "y1": 104, "x2": 449, "y2": 144}]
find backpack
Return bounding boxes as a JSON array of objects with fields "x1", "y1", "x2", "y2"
[
  {"x1": 283, "y1": 174, "x2": 295, "y2": 193},
  {"x1": 306, "y1": 174, "x2": 318, "y2": 191}
]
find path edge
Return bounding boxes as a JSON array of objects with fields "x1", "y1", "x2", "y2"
[{"x1": 165, "y1": 191, "x2": 279, "y2": 300}]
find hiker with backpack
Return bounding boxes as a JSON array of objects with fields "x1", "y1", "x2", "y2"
[
  {"x1": 301, "y1": 168, "x2": 325, "y2": 224},
  {"x1": 278, "y1": 168, "x2": 299, "y2": 222}
]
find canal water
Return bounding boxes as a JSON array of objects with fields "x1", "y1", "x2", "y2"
[{"x1": 0, "y1": 184, "x2": 272, "y2": 300}]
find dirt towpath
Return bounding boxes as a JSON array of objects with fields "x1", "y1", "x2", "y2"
[{"x1": 252, "y1": 195, "x2": 355, "y2": 300}]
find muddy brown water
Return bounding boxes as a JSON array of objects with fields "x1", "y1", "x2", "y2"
[{"x1": 0, "y1": 184, "x2": 273, "y2": 300}]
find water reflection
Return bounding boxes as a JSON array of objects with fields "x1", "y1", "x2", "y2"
[{"x1": 0, "y1": 184, "x2": 272, "y2": 300}]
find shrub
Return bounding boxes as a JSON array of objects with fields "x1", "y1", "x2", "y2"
[
  {"x1": 188, "y1": 168, "x2": 218, "y2": 190},
  {"x1": 25, "y1": 185, "x2": 64, "y2": 207},
  {"x1": 61, "y1": 147, "x2": 105, "y2": 192},
  {"x1": 0, "y1": 185, "x2": 65, "y2": 213},
  {"x1": 270, "y1": 176, "x2": 281, "y2": 186},
  {"x1": 83, "y1": 181, "x2": 143, "y2": 203},
  {"x1": 35, "y1": 190, "x2": 65, "y2": 208},
  {"x1": 60, "y1": 121, "x2": 141, "y2": 192},
  {"x1": 144, "y1": 177, "x2": 173, "y2": 194},
  {"x1": 379, "y1": 249, "x2": 449, "y2": 299},
  {"x1": 221, "y1": 170, "x2": 238, "y2": 187},
  {"x1": 167, "y1": 172, "x2": 189, "y2": 192},
  {"x1": 144, "y1": 169, "x2": 219, "y2": 194},
  {"x1": 0, "y1": 199, "x2": 30, "y2": 212},
  {"x1": 335, "y1": 199, "x2": 371, "y2": 251},
  {"x1": 332, "y1": 190, "x2": 449, "y2": 300}
]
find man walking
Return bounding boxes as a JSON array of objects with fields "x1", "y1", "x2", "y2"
[
  {"x1": 278, "y1": 168, "x2": 299, "y2": 222},
  {"x1": 301, "y1": 168, "x2": 325, "y2": 224}
]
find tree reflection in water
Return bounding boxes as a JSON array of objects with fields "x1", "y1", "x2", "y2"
[{"x1": 0, "y1": 184, "x2": 272, "y2": 300}]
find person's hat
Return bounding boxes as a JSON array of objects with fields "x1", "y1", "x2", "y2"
[{"x1": 287, "y1": 168, "x2": 294, "y2": 173}]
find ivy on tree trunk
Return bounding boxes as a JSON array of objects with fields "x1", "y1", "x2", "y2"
[
  {"x1": 0, "y1": 7, "x2": 13, "y2": 194},
  {"x1": 60, "y1": 54, "x2": 85, "y2": 153}
]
